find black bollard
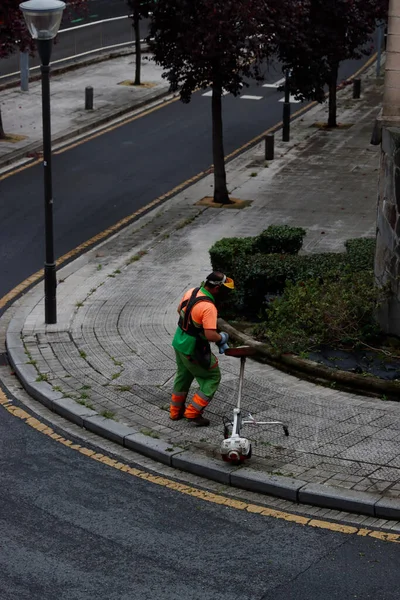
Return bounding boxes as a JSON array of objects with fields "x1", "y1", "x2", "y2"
[
  {"x1": 282, "y1": 71, "x2": 291, "y2": 142},
  {"x1": 265, "y1": 134, "x2": 274, "y2": 160},
  {"x1": 85, "y1": 86, "x2": 94, "y2": 110},
  {"x1": 353, "y1": 79, "x2": 361, "y2": 99}
]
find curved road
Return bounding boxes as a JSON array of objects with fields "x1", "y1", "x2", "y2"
[{"x1": 0, "y1": 384, "x2": 399, "y2": 600}]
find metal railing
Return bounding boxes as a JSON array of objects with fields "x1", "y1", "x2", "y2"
[{"x1": 0, "y1": 15, "x2": 142, "y2": 81}]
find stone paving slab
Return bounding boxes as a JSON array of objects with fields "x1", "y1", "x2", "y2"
[{"x1": 5, "y1": 61, "x2": 400, "y2": 517}]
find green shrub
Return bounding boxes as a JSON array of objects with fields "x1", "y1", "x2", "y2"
[
  {"x1": 253, "y1": 225, "x2": 306, "y2": 255},
  {"x1": 210, "y1": 232, "x2": 377, "y2": 324},
  {"x1": 253, "y1": 271, "x2": 381, "y2": 353},
  {"x1": 292, "y1": 253, "x2": 346, "y2": 281},
  {"x1": 209, "y1": 236, "x2": 254, "y2": 277},
  {"x1": 239, "y1": 253, "x2": 346, "y2": 317},
  {"x1": 345, "y1": 238, "x2": 376, "y2": 272}
]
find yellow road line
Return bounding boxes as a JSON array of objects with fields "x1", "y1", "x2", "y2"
[
  {"x1": 0, "y1": 387, "x2": 398, "y2": 543},
  {"x1": 0, "y1": 52, "x2": 379, "y2": 311},
  {"x1": 53, "y1": 94, "x2": 180, "y2": 155}
]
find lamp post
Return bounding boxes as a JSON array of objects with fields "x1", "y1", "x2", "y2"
[{"x1": 20, "y1": 0, "x2": 65, "y2": 325}]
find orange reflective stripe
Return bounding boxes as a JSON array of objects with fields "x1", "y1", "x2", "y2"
[
  {"x1": 184, "y1": 392, "x2": 210, "y2": 418},
  {"x1": 184, "y1": 405, "x2": 200, "y2": 419},
  {"x1": 171, "y1": 392, "x2": 186, "y2": 407}
]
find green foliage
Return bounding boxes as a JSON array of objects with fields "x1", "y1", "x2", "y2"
[
  {"x1": 253, "y1": 271, "x2": 382, "y2": 353},
  {"x1": 209, "y1": 229, "x2": 376, "y2": 321},
  {"x1": 252, "y1": 225, "x2": 306, "y2": 255},
  {"x1": 209, "y1": 236, "x2": 254, "y2": 275},
  {"x1": 209, "y1": 229, "x2": 381, "y2": 353},
  {"x1": 344, "y1": 238, "x2": 375, "y2": 272}
]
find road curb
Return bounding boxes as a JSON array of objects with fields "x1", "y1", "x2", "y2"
[
  {"x1": 0, "y1": 85, "x2": 172, "y2": 171},
  {"x1": 6, "y1": 327, "x2": 400, "y2": 519},
  {"x1": 0, "y1": 44, "x2": 147, "y2": 92},
  {"x1": 218, "y1": 319, "x2": 400, "y2": 401}
]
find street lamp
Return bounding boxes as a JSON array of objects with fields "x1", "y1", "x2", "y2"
[{"x1": 20, "y1": 0, "x2": 65, "y2": 324}]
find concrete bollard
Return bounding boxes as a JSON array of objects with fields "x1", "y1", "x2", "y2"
[
  {"x1": 85, "y1": 86, "x2": 94, "y2": 110},
  {"x1": 265, "y1": 134, "x2": 274, "y2": 160},
  {"x1": 353, "y1": 79, "x2": 361, "y2": 99}
]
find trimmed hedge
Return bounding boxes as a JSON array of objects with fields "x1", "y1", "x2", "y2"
[
  {"x1": 241, "y1": 253, "x2": 347, "y2": 315},
  {"x1": 209, "y1": 236, "x2": 254, "y2": 276},
  {"x1": 209, "y1": 225, "x2": 307, "y2": 278},
  {"x1": 208, "y1": 228, "x2": 376, "y2": 320},
  {"x1": 253, "y1": 225, "x2": 306, "y2": 255}
]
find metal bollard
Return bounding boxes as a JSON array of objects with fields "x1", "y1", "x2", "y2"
[
  {"x1": 353, "y1": 79, "x2": 361, "y2": 99},
  {"x1": 282, "y1": 70, "x2": 291, "y2": 142},
  {"x1": 282, "y1": 103, "x2": 290, "y2": 142},
  {"x1": 85, "y1": 86, "x2": 94, "y2": 110},
  {"x1": 265, "y1": 134, "x2": 274, "y2": 160}
]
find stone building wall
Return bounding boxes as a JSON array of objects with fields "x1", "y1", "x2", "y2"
[{"x1": 375, "y1": 126, "x2": 400, "y2": 335}]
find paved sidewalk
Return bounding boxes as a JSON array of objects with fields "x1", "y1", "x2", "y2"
[
  {"x1": 5, "y1": 61, "x2": 400, "y2": 519},
  {"x1": 0, "y1": 53, "x2": 169, "y2": 168}
]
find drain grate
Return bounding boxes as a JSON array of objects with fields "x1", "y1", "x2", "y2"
[{"x1": 0, "y1": 353, "x2": 9, "y2": 366}]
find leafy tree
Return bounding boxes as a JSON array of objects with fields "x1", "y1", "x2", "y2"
[
  {"x1": 277, "y1": 0, "x2": 388, "y2": 128},
  {"x1": 149, "y1": 0, "x2": 282, "y2": 204},
  {"x1": 0, "y1": 0, "x2": 86, "y2": 59},
  {"x1": 0, "y1": 0, "x2": 34, "y2": 60},
  {"x1": 127, "y1": 0, "x2": 154, "y2": 85}
]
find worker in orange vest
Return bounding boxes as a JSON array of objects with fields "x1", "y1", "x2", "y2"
[{"x1": 170, "y1": 271, "x2": 234, "y2": 427}]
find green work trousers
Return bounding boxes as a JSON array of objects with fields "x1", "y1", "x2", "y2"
[{"x1": 173, "y1": 349, "x2": 221, "y2": 400}]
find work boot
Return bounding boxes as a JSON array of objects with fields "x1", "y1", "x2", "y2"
[{"x1": 186, "y1": 415, "x2": 210, "y2": 427}]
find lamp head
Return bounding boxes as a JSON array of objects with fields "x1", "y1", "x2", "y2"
[{"x1": 20, "y1": 0, "x2": 65, "y2": 40}]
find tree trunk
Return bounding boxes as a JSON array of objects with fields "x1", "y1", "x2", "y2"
[
  {"x1": 327, "y1": 63, "x2": 339, "y2": 128},
  {"x1": 134, "y1": 7, "x2": 141, "y2": 85},
  {"x1": 0, "y1": 107, "x2": 5, "y2": 139},
  {"x1": 211, "y1": 71, "x2": 231, "y2": 204}
]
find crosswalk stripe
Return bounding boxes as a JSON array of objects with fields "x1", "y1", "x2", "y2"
[
  {"x1": 279, "y1": 95, "x2": 302, "y2": 104},
  {"x1": 262, "y1": 77, "x2": 285, "y2": 88},
  {"x1": 202, "y1": 90, "x2": 229, "y2": 97},
  {"x1": 240, "y1": 95, "x2": 263, "y2": 100}
]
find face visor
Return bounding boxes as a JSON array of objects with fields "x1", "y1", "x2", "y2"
[{"x1": 206, "y1": 274, "x2": 235, "y2": 290}]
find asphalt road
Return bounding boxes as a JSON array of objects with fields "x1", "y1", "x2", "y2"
[
  {"x1": 0, "y1": 56, "x2": 368, "y2": 301},
  {"x1": 0, "y1": 391, "x2": 398, "y2": 600}
]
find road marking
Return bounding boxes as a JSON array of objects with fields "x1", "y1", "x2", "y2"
[
  {"x1": 279, "y1": 95, "x2": 302, "y2": 104},
  {"x1": 240, "y1": 95, "x2": 263, "y2": 100},
  {"x1": 0, "y1": 51, "x2": 378, "y2": 313},
  {"x1": 202, "y1": 90, "x2": 230, "y2": 97},
  {"x1": 262, "y1": 77, "x2": 285, "y2": 88},
  {"x1": 0, "y1": 386, "x2": 398, "y2": 542}
]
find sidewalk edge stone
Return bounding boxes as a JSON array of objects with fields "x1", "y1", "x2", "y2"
[
  {"x1": 124, "y1": 432, "x2": 184, "y2": 466},
  {"x1": 83, "y1": 415, "x2": 138, "y2": 445},
  {"x1": 171, "y1": 451, "x2": 240, "y2": 484},
  {"x1": 375, "y1": 497, "x2": 400, "y2": 520},
  {"x1": 298, "y1": 482, "x2": 380, "y2": 516},
  {"x1": 230, "y1": 468, "x2": 307, "y2": 502},
  {"x1": 52, "y1": 397, "x2": 98, "y2": 426}
]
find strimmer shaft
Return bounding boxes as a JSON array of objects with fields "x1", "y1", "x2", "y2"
[{"x1": 237, "y1": 356, "x2": 246, "y2": 411}]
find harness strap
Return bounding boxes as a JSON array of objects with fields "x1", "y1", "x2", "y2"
[{"x1": 181, "y1": 287, "x2": 213, "y2": 334}]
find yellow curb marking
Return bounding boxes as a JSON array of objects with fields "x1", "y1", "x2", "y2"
[
  {"x1": 0, "y1": 387, "x2": 399, "y2": 544},
  {"x1": 0, "y1": 52, "x2": 378, "y2": 312}
]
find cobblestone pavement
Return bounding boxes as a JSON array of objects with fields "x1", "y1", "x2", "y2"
[{"x1": 8, "y1": 65, "x2": 400, "y2": 501}]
